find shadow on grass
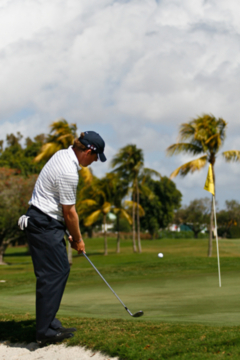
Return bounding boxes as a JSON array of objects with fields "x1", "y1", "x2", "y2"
[
  {"x1": 0, "y1": 319, "x2": 36, "y2": 343},
  {"x1": 4, "y1": 252, "x2": 30, "y2": 257}
]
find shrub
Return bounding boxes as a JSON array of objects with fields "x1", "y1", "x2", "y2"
[
  {"x1": 229, "y1": 226, "x2": 240, "y2": 239},
  {"x1": 158, "y1": 230, "x2": 208, "y2": 239}
]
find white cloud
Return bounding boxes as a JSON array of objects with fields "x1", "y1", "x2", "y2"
[{"x1": 1, "y1": 0, "x2": 240, "y2": 207}]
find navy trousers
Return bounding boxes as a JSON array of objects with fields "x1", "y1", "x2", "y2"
[{"x1": 25, "y1": 206, "x2": 70, "y2": 340}]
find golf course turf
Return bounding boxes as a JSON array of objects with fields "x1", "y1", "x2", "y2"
[{"x1": 1, "y1": 237, "x2": 240, "y2": 359}]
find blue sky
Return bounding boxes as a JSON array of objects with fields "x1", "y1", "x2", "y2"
[{"x1": 1, "y1": 0, "x2": 240, "y2": 208}]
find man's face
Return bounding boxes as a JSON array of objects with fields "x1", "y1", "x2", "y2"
[{"x1": 80, "y1": 150, "x2": 98, "y2": 167}]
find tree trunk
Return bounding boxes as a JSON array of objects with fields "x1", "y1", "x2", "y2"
[
  {"x1": 0, "y1": 242, "x2": 9, "y2": 265},
  {"x1": 87, "y1": 227, "x2": 93, "y2": 238},
  {"x1": 104, "y1": 214, "x2": 108, "y2": 255},
  {"x1": 208, "y1": 195, "x2": 214, "y2": 257},
  {"x1": 136, "y1": 181, "x2": 142, "y2": 253},
  {"x1": 68, "y1": 241, "x2": 72, "y2": 266},
  {"x1": 132, "y1": 190, "x2": 137, "y2": 253},
  {"x1": 116, "y1": 214, "x2": 120, "y2": 253},
  {"x1": 194, "y1": 231, "x2": 198, "y2": 239},
  {"x1": 0, "y1": 248, "x2": 5, "y2": 265}
]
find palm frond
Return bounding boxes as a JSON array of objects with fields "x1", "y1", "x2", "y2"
[
  {"x1": 34, "y1": 143, "x2": 60, "y2": 162},
  {"x1": 50, "y1": 119, "x2": 77, "y2": 137},
  {"x1": 79, "y1": 167, "x2": 93, "y2": 184},
  {"x1": 204, "y1": 133, "x2": 222, "y2": 153},
  {"x1": 102, "y1": 202, "x2": 111, "y2": 215},
  {"x1": 142, "y1": 168, "x2": 161, "y2": 179},
  {"x1": 112, "y1": 207, "x2": 132, "y2": 224},
  {"x1": 35, "y1": 119, "x2": 77, "y2": 162},
  {"x1": 179, "y1": 123, "x2": 196, "y2": 141},
  {"x1": 217, "y1": 118, "x2": 227, "y2": 141},
  {"x1": 124, "y1": 200, "x2": 145, "y2": 216},
  {"x1": 140, "y1": 184, "x2": 156, "y2": 200},
  {"x1": 76, "y1": 199, "x2": 95, "y2": 217},
  {"x1": 119, "y1": 209, "x2": 133, "y2": 224},
  {"x1": 80, "y1": 199, "x2": 97, "y2": 206},
  {"x1": 194, "y1": 114, "x2": 226, "y2": 152},
  {"x1": 170, "y1": 155, "x2": 208, "y2": 178},
  {"x1": 110, "y1": 164, "x2": 126, "y2": 174},
  {"x1": 84, "y1": 210, "x2": 101, "y2": 226},
  {"x1": 111, "y1": 144, "x2": 144, "y2": 180},
  {"x1": 205, "y1": 133, "x2": 220, "y2": 145},
  {"x1": 166, "y1": 143, "x2": 203, "y2": 156},
  {"x1": 222, "y1": 150, "x2": 240, "y2": 162},
  {"x1": 58, "y1": 133, "x2": 75, "y2": 143}
]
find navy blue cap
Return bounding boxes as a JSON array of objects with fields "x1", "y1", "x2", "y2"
[{"x1": 79, "y1": 131, "x2": 107, "y2": 162}]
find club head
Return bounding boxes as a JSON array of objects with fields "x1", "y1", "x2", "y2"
[{"x1": 132, "y1": 311, "x2": 144, "y2": 318}]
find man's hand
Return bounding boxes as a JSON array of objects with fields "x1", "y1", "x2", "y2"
[{"x1": 68, "y1": 234, "x2": 85, "y2": 254}]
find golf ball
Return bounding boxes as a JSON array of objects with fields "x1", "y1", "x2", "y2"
[{"x1": 158, "y1": 253, "x2": 164, "y2": 258}]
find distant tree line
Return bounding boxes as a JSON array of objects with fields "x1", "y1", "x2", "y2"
[
  {"x1": 2, "y1": 114, "x2": 239, "y2": 263},
  {"x1": 0, "y1": 119, "x2": 182, "y2": 263},
  {"x1": 174, "y1": 198, "x2": 240, "y2": 239}
]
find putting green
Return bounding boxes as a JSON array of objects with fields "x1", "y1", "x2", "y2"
[{"x1": 59, "y1": 270, "x2": 240, "y2": 325}]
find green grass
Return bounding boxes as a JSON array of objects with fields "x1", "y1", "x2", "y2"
[{"x1": 1, "y1": 238, "x2": 240, "y2": 359}]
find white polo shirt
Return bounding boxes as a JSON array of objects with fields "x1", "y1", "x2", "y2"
[{"x1": 29, "y1": 146, "x2": 80, "y2": 221}]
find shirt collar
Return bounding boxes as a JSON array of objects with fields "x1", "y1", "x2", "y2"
[{"x1": 68, "y1": 146, "x2": 81, "y2": 171}]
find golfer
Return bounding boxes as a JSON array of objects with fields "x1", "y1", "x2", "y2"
[{"x1": 18, "y1": 131, "x2": 106, "y2": 345}]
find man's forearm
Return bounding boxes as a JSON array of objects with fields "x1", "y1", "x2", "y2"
[{"x1": 62, "y1": 206, "x2": 82, "y2": 242}]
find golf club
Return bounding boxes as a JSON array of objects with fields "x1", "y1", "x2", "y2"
[{"x1": 66, "y1": 230, "x2": 144, "y2": 318}]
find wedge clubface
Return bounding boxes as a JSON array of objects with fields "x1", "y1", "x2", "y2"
[{"x1": 82, "y1": 252, "x2": 144, "y2": 318}]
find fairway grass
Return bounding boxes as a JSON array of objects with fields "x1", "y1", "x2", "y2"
[{"x1": 1, "y1": 238, "x2": 240, "y2": 359}]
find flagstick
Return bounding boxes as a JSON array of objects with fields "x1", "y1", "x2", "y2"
[{"x1": 213, "y1": 195, "x2": 221, "y2": 287}]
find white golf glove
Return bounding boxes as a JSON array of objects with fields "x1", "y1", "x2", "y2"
[{"x1": 18, "y1": 215, "x2": 30, "y2": 230}]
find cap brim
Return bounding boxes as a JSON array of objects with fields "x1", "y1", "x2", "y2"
[{"x1": 99, "y1": 153, "x2": 107, "y2": 162}]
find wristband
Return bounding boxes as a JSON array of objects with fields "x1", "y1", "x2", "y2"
[{"x1": 73, "y1": 238, "x2": 82, "y2": 243}]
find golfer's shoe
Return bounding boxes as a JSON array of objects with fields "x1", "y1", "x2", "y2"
[
  {"x1": 37, "y1": 332, "x2": 74, "y2": 346},
  {"x1": 55, "y1": 326, "x2": 77, "y2": 333}
]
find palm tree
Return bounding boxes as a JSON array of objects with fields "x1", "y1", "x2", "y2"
[
  {"x1": 77, "y1": 174, "x2": 114, "y2": 255},
  {"x1": 77, "y1": 173, "x2": 131, "y2": 255},
  {"x1": 100, "y1": 173, "x2": 131, "y2": 253},
  {"x1": 111, "y1": 145, "x2": 144, "y2": 253},
  {"x1": 166, "y1": 114, "x2": 240, "y2": 256},
  {"x1": 34, "y1": 118, "x2": 77, "y2": 162},
  {"x1": 75, "y1": 167, "x2": 97, "y2": 241},
  {"x1": 83, "y1": 199, "x2": 111, "y2": 255},
  {"x1": 113, "y1": 206, "x2": 132, "y2": 253},
  {"x1": 124, "y1": 199, "x2": 145, "y2": 237}
]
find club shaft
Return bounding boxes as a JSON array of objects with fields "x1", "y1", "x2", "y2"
[
  {"x1": 83, "y1": 252, "x2": 132, "y2": 315},
  {"x1": 65, "y1": 230, "x2": 133, "y2": 316}
]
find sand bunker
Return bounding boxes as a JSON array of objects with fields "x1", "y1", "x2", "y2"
[{"x1": 0, "y1": 341, "x2": 119, "y2": 360}]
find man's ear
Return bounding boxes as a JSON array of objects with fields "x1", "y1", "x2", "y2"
[{"x1": 85, "y1": 149, "x2": 92, "y2": 156}]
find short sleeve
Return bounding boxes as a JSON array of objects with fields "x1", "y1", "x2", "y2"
[{"x1": 57, "y1": 172, "x2": 79, "y2": 205}]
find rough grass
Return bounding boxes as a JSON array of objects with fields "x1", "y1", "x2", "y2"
[{"x1": 1, "y1": 314, "x2": 240, "y2": 359}]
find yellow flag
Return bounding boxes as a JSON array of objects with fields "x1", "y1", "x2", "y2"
[{"x1": 204, "y1": 164, "x2": 215, "y2": 195}]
